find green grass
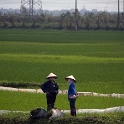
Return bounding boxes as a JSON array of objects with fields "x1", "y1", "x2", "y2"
[
  {"x1": 0, "y1": 90, "x2": 124, "y2": 111},
  {"x1": 0, "y1": 29, "x2": 124, "y2": 93}
]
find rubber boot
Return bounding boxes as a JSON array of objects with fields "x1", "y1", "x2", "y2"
[{"x1": 47, "y1": 104, "x2": 52, "y2": 112}]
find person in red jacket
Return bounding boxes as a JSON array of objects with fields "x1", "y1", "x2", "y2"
[
  {"x1": 41, "y1": 73, "x2": 59, "y2": 111},
  {"x1": 65, "y1": 75, "x2": 78, "y2": 116}
]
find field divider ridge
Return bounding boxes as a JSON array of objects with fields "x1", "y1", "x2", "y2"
[{"x1": 0, "y1": 86, "x2": 124, "y2": 98}]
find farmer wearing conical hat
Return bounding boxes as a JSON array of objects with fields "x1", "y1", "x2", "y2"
[
  {"x1": 65, "y1": 75, "x2": 79, "y2": 116},
  {"x1": 41, "y1": 73, "x2": 59, "y2": 111}
]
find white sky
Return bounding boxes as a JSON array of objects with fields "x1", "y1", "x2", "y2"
[{"x1": 0, "y1": 0, "x2": 123, "y2": 12}]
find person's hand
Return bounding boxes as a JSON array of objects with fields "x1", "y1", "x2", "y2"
[{"x1": 76, "y1": 93, "x2": 79, "y2": 98}]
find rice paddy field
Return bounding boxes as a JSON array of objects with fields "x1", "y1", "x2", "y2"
[
  {"x1": 0, "y1": 29, "x2": 124, "y2": 94},
  {"x1": 0, "y1": 90, "x2": 124, "y2": 111}
]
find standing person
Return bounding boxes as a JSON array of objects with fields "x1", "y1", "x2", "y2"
[
  {"x1": 41, "y1": 72, "x2": 59, "y2": 112},
  {"x1": 65, "y1": 75, "x2": 78, "y2": 116}
]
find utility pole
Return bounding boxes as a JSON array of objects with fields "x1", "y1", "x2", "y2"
[
  {"x1": 75, "y1": 0, "x2": 77, "y2": 30},
  {"x1": 118, "y1": 0, "x2": 120, "y2": 29},
  {"x1": 123, "y1": 0, "x2": 124, "y2": 30}
]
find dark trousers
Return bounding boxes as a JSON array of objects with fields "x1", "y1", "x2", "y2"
[
  {"x1": 69, "y1": 98, "x2": 76, "y2": 109},
  {"x1": 46, "y1": 95, "x2": 56, "y2": 111},
  {"x1": 69, "y1": 98, "x2": 76, "y2": 116}
]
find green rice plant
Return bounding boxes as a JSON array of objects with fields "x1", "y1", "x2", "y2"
[
  {"x1": 0, "y1": 29, "x2": 124, "y2": 93},
  {"x1": 0, "y1": 90, "x2": 46, "y2": 111},
  {"x1": 0, "y1": 41, "x2": 124, "y2": 58},
  {"x1": 0, "y1": 53, "x2": 124, "y2": 93},
  {"x1": 0, "y1": 29, "x2": 124, "y2": 43},
  {"x1": 0, "y1": 91, "x2": 124, "y2": 111}
]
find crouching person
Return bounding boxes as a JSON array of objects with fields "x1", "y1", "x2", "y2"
[
  {"x1": 65, "y1": 75, "x2": 78, "y2": 116},
  {"x1": 41, "y1": 72, "x2": 59, "y2": 112}
]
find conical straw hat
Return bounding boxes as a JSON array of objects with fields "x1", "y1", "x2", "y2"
[
  {"x1": 46, "y1": 72, "x2": 58, "y2": 79},
  {"x1": 65, "y1": 75, "x2": 76, "y2": 83}
]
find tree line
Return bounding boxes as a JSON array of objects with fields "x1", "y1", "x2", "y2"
[{"x1": 0, "y1": 10, "x2": 124, "y2": 30}]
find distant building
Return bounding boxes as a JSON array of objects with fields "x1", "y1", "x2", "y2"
[
  {"x1": 0, "y1": 8, "x2": 8, "y2": 14},
  {"x1": 80, "y1": 5, "x2": 89, "y2": 15},
  {"x1": 0, "y1": 7, "x2": 117, "y2": 16},
  {"x1": 92, "y1": 9, "x2": 97, "y2": 14}
]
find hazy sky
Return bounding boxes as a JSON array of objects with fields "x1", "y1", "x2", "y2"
[{"x1": 0, "y1": 0, "x2": 123, "y2": 12}]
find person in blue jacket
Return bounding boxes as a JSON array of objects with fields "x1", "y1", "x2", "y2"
[
  {"x1": 41, "y1": 72, "x2": 59, "y2": 111},
  {"x1": 65, "y1": 75, "x2": 78, "y2": 116}
]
